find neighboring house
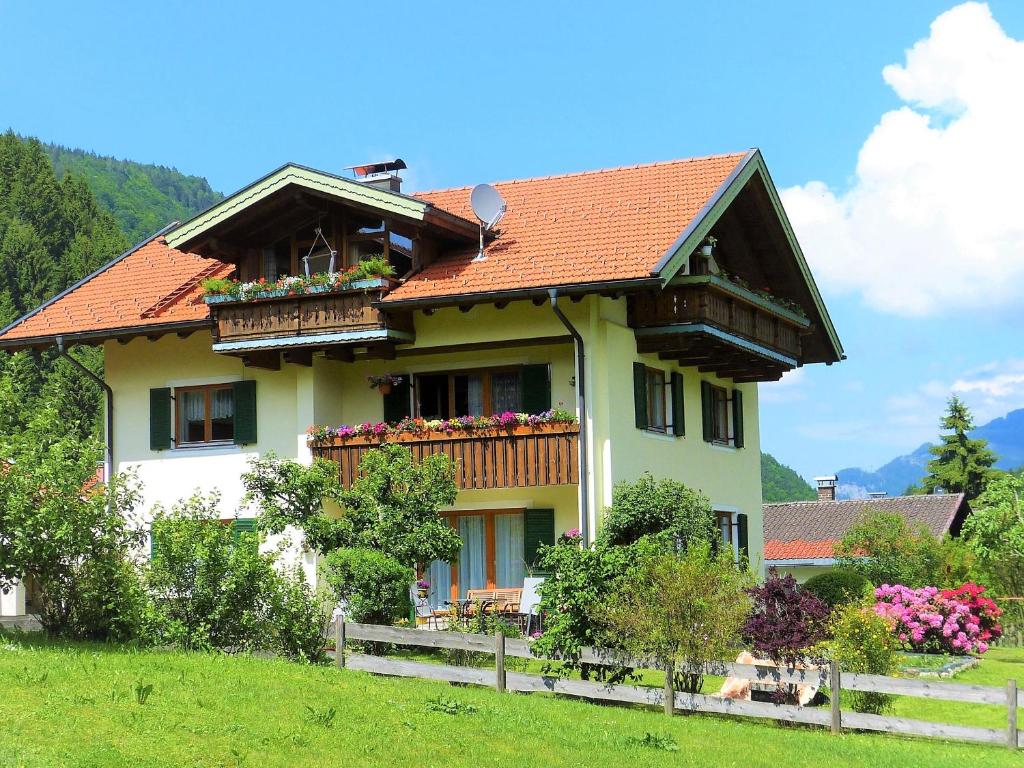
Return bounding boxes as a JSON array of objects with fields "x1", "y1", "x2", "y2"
[
  {"x1": 0, "y1": 149, "x2": 842, "y2": 616},
  {"x1": 764, "y1": 476, "x2": 970, "y2": 582}
]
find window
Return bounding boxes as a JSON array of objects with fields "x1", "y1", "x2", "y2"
[
  {"x1": 711, "y1": 385, "x2": 730, "y2": 443},
  {"x1": 175, "y1": 384, "x2": 235, "y2": 445},
  {"x1": 415, "y1": 367, "x2": 524, "y2": 419},
  {"x1": 716, "y1": 510, "x2": 734, "y2": 546},
  {"x1": 426, "y1": 510, "x2": 527, "y2": 609},
  {"x1": 261, "y1": 237, "x2": 292, "y2": 281},
  {"x1": 644, "y1": 368, "x2": 667, "y2": 432}
]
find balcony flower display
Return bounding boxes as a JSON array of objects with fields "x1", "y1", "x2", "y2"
[
  {"x1": 367, "y1": 374, "x2": 403, "y2": 395},
  {"x1": 873, "y1": 582, "x2": 1002, "y2": 655},
  {"x1": 200, "y1": 256, "x2": 395, "y2": 303},
  {"x1": 306, "y1": 409, "x2": 578, "y2": 445}
]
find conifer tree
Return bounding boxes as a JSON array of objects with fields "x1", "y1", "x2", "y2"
[{"x1": 922, "y1": 396, "x2": 997, "y2": 500}]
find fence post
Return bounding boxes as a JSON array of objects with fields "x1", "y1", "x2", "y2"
[
  {"x1": 1009, "y1": 679, "x2": 1018, "y2": 750},
  {"x1": 663, "y1": 660, "x2": 674, "y2": 716},
  {"x1": 335, "y1": 619, "x2": 346, "y2": 669},
  {"x1": 495, "y1": 629, "x2": 506, "y2": 693},
  {"x1": 829, "y1": 660, "x2": 841, "y2": 735}
]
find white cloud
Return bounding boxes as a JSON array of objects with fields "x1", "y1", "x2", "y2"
[
  {"x1": 759, "y1": 367, "x2": 807, "y2": 404},
  {"x1": 782, "y1": 2, "x2": 1024, "y2": 316}
]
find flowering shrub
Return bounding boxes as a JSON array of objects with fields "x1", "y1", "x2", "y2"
[
  {"x1": 200, "y1": 257, "x2": 394, "y2": 302},
  {"x1": 873, "y1": 582, "x2": 1002, "y2": 655},
  {"x1": 306, "y1": 409, "x2": 577, "y2": 444},
  {"x1": 742, "y1": 570, "x2": 830, "y2": 669}
]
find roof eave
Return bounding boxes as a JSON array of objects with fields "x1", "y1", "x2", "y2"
[
  {"x1": 0, "y1": 319, "x2": 210, "y2": 352},
  {"x1": 380, "y1": 277, "x2": 662, "y2": 310}
]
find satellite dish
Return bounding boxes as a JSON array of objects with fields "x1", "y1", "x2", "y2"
[{"x1": 470, "y1": 183, "x2": 506, "y2": 230}]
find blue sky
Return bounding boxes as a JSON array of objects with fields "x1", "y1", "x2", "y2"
[{"x1": 2, "y1": 1, "x2": 1024, "y2": 480}]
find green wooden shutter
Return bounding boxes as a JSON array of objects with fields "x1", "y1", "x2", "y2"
[
  {"x1": 524, "y1": 509, "x2": 556, "y2": 571},
  {"x1": 521, "y1": 364, "x2": 551, "y2": 414},
  {"x1": 382, "y1": 374, "x2": 411, "y2": 422},
  {"x1": 670, "y1": 372, "x2": 685, "y2": 436},
  {"x1": 633, "y1": 362, "x2": 648, "y2": 430},
  {"x1": 149, "y1": 387, "x2": 172, "y2": 450},
  {"x1": 700, "y1": 381, "x2": 714, "y2": 443},
  {"x1": 233, "y1": 380, "x2": 258, "y2": 445},
  {"x1": 732, "y1": 388, "x2": 744, "y2": 449},
  {"x1": 736, "y1": 513, "x2": 749, "y2": 561},
  {"x1": 231, "y1": 518, "x2": 257, "y2": 546}
]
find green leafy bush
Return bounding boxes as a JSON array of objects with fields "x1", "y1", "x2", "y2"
[
  {"x1": 321, "y1": 547, "x2": 411, "y2": 625},
  {"x1": 803, "y1": 569, "x2": 873, "y2": 609},
  {"x1": 826, "y1": 604, "x2": 899, "y2": 714},
  {"x1": 834, "y1": 511, "x2": 944, "y2": 587},
  {"x1": 598, "y1": 473, "x2": 716, "y2": 549}
]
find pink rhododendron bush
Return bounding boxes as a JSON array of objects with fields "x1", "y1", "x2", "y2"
[{"x1": 873, "y1": 583, "x2": 1002, "y2": 655}]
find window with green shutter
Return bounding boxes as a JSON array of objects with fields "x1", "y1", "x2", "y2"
[
  {"x1": 149, "y1": 387, "x2": 172, "y2": 450},
  {"x1": 521, "y1": 364, "x2": 551, "y2": 414},
  {"x1": 731, "y1": 388, "x2": 744, "y2": 449},
  {"x1": 670, "y1": 372, "x2": 685, "y2": 436},
  {"x1": 231, "y1": 518, "x2": 258, "y2": 546},
  {"x1": 382, "y1": 374, "x2": 411, "y2": 422},
  {"x1": 233, "y1": 380, "x2": 257, "y2": 445},
  {"x1": 700, "y1": 380, "x2": 714, "y2": 442},
  {"x1": 633, "y1": 362, "x2": 648, "y2": 429},
  {"x1": 736, "y1": 513, "x2": 749, "y2": 561}
]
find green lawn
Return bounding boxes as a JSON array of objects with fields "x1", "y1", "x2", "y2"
[{"x1": 1, "y1": 633, "x2": 1021, "y2": 768}]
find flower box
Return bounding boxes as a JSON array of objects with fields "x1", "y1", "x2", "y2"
[
  {"x1": 202, "y1": 294, "x2": 236, "y2": 304},
  {"x1": 313, "y1": 421, "x2": 579, "y2": 447}
]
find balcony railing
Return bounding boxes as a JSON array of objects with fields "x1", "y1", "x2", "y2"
[
  {"x1": 628, "y1": 276, "x2": 809, "y2": 361},
  {"x1": 207, "y1": 279, "x2": 413, "y2": 351},
  {"x1": 311, "y1": 423, "x2": 580, "y2": 490}
]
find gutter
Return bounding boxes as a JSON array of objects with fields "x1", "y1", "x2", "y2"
[
  {"x1": 56, "y1": 335, "x2": 113, "y2": 483},
  {"x1": 548, "y1": 289, "x2": 590, "y2": 544}
]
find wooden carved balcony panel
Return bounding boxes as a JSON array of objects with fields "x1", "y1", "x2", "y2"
[
  {"x1": 209, "y1": 285, "x2": 413, "y2": 347},
  {"x1": 311, "y1": 424, "x2": 580, "y2": 490}
]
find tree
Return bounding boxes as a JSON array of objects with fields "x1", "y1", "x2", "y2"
[
  {"x1": 598, "y1": 473, "x2": 716, "y2": 550},
  {"x1": 922, "y1": 396, "x2": 997, "y2": 500},
  {"x1": 600, "y1": 542, "x2": 753, "y2": 693},
  {"x1": 833, "y1": 511, "x2": 944, "y2": 587},
  {"x1": 0, "y1": 392, "x2": 145, "y2": 639}
]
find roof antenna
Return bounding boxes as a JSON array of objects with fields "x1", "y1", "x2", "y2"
[{"x1": 470, "y1": 183, "x2": 506, "y2": 262}]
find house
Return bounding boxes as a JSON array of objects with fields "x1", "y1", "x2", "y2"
[
  {"x1": 0, "y1": 149, "x2": 842, "y2": 615},
  {"x1": 764, "y1": 476, "x2": 970, "y2": 581}
]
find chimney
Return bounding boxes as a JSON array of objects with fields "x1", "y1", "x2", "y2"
[
  {"x1": 815, "y1": 475, "x2": 838, "y2": 502},
  {"x1": 347, "y1": 159, "x2": 407, "y2": 194}
]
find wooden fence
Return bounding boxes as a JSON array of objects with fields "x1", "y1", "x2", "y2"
[{"x1": 334, "y1": 621, "x2": 1022, "y2": 751}]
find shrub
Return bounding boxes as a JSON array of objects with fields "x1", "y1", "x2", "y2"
[
  {"x1": 833, "y1": 511, "x2": 944, "y2": 588},
  {"x1": 321, "y1": 547, "x2": 411, "y2": 625},
  {"x1": 826, "y1": 605, "x2": 899, "y2": 714},
  {"x1": 600, "y1": 542, "x2": 754, "y2": 693},
  {"x1": 742, "y1": 570, "x2": 829, "y2": 697},
  {"x1": 272, "y1": 566, "x2": 331, "y2": 663},
  {"x1": 873, "y1": 582, "x2": 1002, "y2": 655},
  {"x1": 803, "y1": 569, "x2": 872, "y2": 610},
  {"x1": 598, "y1": 473, "x2": 716, "y2": 550}
]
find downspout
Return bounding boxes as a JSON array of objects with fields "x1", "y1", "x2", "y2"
[
  {"x1": 548, "y1": 289, "x2": 589, "y2": 544},
  {"x1": 56, "y1": 335, "x2": 113, "y2": 482}
]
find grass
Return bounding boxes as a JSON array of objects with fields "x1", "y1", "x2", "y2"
[{"x1": 1, "y1": 633, "x2": 1022, "y2": 767}]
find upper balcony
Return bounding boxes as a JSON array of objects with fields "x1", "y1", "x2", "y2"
[
  {"x1": 204, "y1": 277, "x2": 413, "y2": 357},
  {"x1": 627, "y1": 275, "x2": 812, "y2": 382}
]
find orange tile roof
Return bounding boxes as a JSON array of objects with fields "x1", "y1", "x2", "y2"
[
  {"x1": 764, "y1": 540, "x2": 838, "y2": 561},
  {"x1": 0, "y1": 236, "x2": 230, "y2": 345},
  {"x1": 391, "y1": 152, "x2": 748, "y2": 301}
]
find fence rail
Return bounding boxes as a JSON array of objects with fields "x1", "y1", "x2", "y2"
[{"x1": 336, "y1": 621, "x2": 1022, "y2": 751}]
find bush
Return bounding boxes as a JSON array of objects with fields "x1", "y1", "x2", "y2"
[
  {"x1": 803, "y1": 569, "x2": 872, "y2": 610},
  {"x1": 600, "y1": 542, "x2": 754, "y2": 693},
  {"x1": 598, "y1": 473, "x2": 717, "y2": 550},
  {"x1": 834, "y1": 511, "x2": 944, "y2": 588},
  {"x1": 146, "y1": 492, "x2": 328, "y2": 658},
  {"x1": 873, "y1": 582, "x2": 1002, "y2": 655},
  {"x1": 742, "y1": 570, "x2": 829, "y2": 691},
  {"x1": 827, "y1": 604, "x2": 899, "y2": 714},
  {"x1": 321, "y1": 547, "x2": 411, "y2": 625}
]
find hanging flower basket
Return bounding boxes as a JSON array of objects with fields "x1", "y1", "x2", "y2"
[{"x1": 367, "y1": 374, "x2": 403, "y2": 394}]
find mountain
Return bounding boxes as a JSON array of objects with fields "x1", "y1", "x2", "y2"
[
  {"x1": 43, "y1": 143, "x2": 222, "y2": 243},
  {"x1": 761, "y1": 452, "x2": 816, "y2": 502},
  {"x1": 835, "y1": 408, "x2": 1024, "y2": 498}
]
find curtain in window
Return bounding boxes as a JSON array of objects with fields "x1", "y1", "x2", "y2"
[
  {"x1": 182, "y1": 390, "x2": 205, "y2": 421},
  {"x1": 428, "y1": 558, "x2": 451, "y2": 610},
  {"x1": 494, "y1": 514, "x2": 525, "y2": 588},
  {"x1": 466, "y1": 376, "x2": 484, "y2": 416},
  {"x1": 211, "y1": 388, "x2": 234, "y2": 420},
  {"x1": 457, "y1": 515, "x2": 486, "y2": 598},
  {"x1": 491, "y1": 371, "x2": 521, "y2": 413}
]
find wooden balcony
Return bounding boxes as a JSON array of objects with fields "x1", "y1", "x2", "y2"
[
  {"x1": 627, "y1": 276, "x2": 811, "y2": 382},
  {"x1": 311, "y1": 423, "x2": 580, "y2": 490},
  {"x1": 207, "y1": 279, "x2": 413, "y2": 354}
]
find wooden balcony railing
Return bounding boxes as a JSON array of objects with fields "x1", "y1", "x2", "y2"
[
  {"x1": 311, "y1": 423, "x2": 580, "y2": 490},
  {"x1": 628, "y1": 276, "x2": 809, "y2": 361},
  {"x1": 208, "y1": 279, "x2": 413, "y2": 350}
]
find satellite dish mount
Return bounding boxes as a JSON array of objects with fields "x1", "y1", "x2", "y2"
[{"x1": 470, "y1": 183, "x2": 506, "y2": 262}]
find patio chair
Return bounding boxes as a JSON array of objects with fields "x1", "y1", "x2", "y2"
[
  {"x1": 414, "y1": 597, "x2": 441, "y2": 629},
  {"x1": 519, "y1": 577, "x2": 544, "y2": 637}
]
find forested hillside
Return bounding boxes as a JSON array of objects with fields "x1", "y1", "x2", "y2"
[
  {"x1": 761, "y1": 452, "x2": 816, "y2": 502},
  {"x1": 44, "y1": 143, "x2": 222, "y2": 243},
  {"x1": 0, "y1": 132, "x2": 220, "y2": 441}
]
